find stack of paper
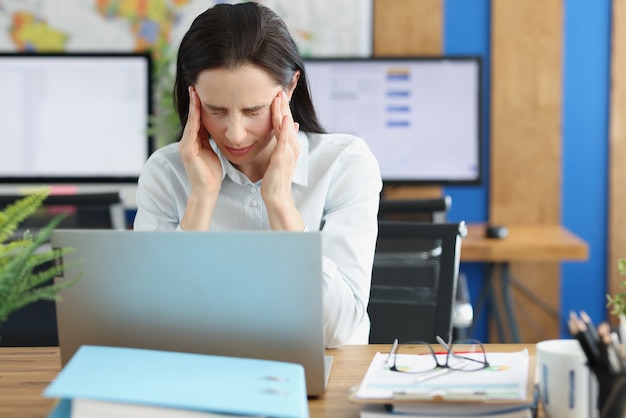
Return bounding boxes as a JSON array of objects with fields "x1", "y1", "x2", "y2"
[
  {"x1": 43, "y1": 345, "x2": 309, "y2": 418},
  {"x1": 351, "y1": 350, "x2": 537, "y2": 418},
  {"x1": 359, "y1": 404, "x2": 535, "y2": 418}
]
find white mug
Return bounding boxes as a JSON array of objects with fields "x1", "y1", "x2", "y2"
[{"x1": 536, "y1": 339, "x2": 598, "y2": 418}]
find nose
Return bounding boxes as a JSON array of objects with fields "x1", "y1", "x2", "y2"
[{"x1": 224, "y1": 117, "x2": 246, "y2": 145}]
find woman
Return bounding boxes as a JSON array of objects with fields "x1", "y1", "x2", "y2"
[{"x1": 134, "y1": 2, "x2": 382, "y2": 347}]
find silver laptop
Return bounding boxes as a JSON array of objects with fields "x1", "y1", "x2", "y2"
[{"x1": 50, "y1": 229, "x2": 332, "y2": 396}]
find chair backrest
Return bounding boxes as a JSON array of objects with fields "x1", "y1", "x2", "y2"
[
  {"x1": 378, "y1": 196, "x2": 451, "y2": 223},
  {"x1": 368, "y1": 220, "x2": 467, "y2": 344}
]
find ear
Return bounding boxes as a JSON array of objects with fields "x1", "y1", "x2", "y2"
[{"x1": 286, "y1": 70, "x2": 301, "y2": 101}]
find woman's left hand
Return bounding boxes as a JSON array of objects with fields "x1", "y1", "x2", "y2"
[
  {"x1": 261, "y1": 90, "x2": 304, "y2": 230},
  {"x1": 262, "y1": 91, "x2": 300, "y2": 204}
]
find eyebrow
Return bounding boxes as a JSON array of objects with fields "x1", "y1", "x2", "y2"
[{"x1": 204, "y1": 103, "x2": 269, "y2": 112}]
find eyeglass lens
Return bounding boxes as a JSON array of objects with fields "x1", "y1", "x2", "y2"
[{"x1": 447, "y1": 340, "x2": 488, "y2": 371}]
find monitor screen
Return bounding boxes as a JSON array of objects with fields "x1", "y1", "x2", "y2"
[
  {"x1": 0, "y1": 53, "x2": 152, "y2": 183},
  {"x1": 303, "y1": 57, "x2": 482, "y2": 185}
]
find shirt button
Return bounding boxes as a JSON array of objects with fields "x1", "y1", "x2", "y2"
[
  {"x1": 250, "y1": 187, "x2": 257, "y2": 194},
  {"x1": 250, "y1": 200, "x2": 258, "y2": 207}
]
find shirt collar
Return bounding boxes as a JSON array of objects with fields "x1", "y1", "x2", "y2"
[{"x1": 212, "y1": 132, "x2": 309, "y2": 187}]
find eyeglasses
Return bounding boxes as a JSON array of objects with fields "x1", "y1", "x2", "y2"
[{"x1": 386, "y1": 336, "x2": 490, "y2": 375}]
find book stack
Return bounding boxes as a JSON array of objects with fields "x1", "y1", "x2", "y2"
[
  {"x1": 350, "y1": 350, "x2": 537, "y2": 418},
  {"x1": 43, "y1": 345, "x2": 309, "y2": 418}
]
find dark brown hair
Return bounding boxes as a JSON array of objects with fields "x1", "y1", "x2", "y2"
[{"x1": 173, "y1": 2, "x2": 325, "y2": 139}]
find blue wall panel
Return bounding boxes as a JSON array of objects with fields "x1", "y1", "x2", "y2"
[
  {"x1": 443, "y1": 0, "x2": 611, "y2": 340},
  {"x1": 443, "y1": 0, "x2": 491, "y2": 341},
  {"x1": 561, "y1": 0, "x2": 611, "y2": 330}
]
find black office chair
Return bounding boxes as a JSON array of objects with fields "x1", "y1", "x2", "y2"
[
  {"x1": 0, "y1": 192, "x2": 125, "y2": 346},
  {"x1": 377, "y1": 196, "x2": 474, "y2": 340},
  {"x1": 368, "y1": 221, "x2": 467, "y2": 344}
]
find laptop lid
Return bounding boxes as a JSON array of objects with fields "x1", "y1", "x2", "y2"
[{"x1": 50, "y1": 229, "x2": 329, "y2": 396}]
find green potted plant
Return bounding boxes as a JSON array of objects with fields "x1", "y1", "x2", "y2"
[
  {"x1": 149, "y1": 42, "x2": 180, "y2": 149},
  {"x1": 607, "y1": 258, "x2": 626, "y2": 317},
  {"x1": 0, "y1": 189, "x2": 81, "y2": 331}
]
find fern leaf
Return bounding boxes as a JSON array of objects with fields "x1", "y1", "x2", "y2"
[
  {"x1": 0, "y1": 239, "x2": 33, "y2": 258},
  {"x1": 0, "y1": 272, "x2": 81, "y2": 322},
  {"x1": 0, "y1": 189, "x2": 49, "y2": 244},
  {"x1": 0, "y1": 215, "x2": 65, "y2": 301},
  {"x1": 2, "y1": 212, "x2": 65, "y2": 270},
  {"x1": 0, "y1": 198, "x2": 81, "y2": 326},
  {"x1": 24, "y1": 254, "x2": 80, "y2": 292}
]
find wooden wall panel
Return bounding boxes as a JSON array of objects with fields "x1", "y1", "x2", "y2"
[
  {"x1": 491, "y1": 2, "x2": 562, "y2": 223},
  {"x1": 609, "y1": 0, "x2": 626, "y2": 319},
  {"x1": 373, "y1": 0, "x2": 443, "y2": 56},
  {"x1": 490, "y1": 1, "x2": 563, "y2": 342},
  {"x1": 373, "y1": 0, "x2": 443, "y2": 200}
]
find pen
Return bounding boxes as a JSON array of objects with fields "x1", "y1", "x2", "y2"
[
  {"x1": 593, "y1": 321, "x2": 612, "y2": 371},
  {"x1": 580, "y1": 311, "x2": 600, "y2": 343},
  {"x1": 568, "y1": 312, "x2": 603, "y2": 369},
  {"x1": 581, "y1": 321, "x2": 606, "y2": 368},
  {"x1": 412, "y1": 366, "x2": 455, "y2": 383},
  {"x1": 598, "y1": 323, "x2": 622, "y2": 373},
  {"x1": 611, "y1": 331, "x2": 626, "y2": 372},
  {"x1": 611, "y1": 331, "x2": 624, "y2": 358}
]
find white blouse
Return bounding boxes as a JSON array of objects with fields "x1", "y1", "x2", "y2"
[{"x1": 134, "y1": 132, "x2": 382, "y2": 347}]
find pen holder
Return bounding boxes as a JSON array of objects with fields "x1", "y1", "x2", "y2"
[{"x1": 589, "y1": 367, "x2": 626, "y2": 418}]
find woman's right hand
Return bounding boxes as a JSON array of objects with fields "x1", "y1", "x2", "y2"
[
  {"x1": 178, "y1": 86, "x2": 222, "y2": 231},
  {"x1": 178, "y1": 86, "x2": 223, "y2": 195}
]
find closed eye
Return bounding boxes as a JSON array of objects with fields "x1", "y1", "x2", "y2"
[
  {"x1": 203, "y1": 104, "x2": 267, "y2": 116},
  {"x1": 205, "y1": 105, "x2": 226, "y2": 116},
  {"x1": 243, "y1": 106, "x2": 266, "y2": 116}
]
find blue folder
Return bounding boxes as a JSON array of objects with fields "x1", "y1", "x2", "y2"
[{"x1": 43, "y1": 345, "x2": 309, "y2": 418}]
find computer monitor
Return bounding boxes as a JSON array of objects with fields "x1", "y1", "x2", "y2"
[
  {"x1": 303, "y1": 57, "x2": 482, "y2": 185},
  {"x1": 0, "y1": 52, "x2": 152, "y2": 183}
]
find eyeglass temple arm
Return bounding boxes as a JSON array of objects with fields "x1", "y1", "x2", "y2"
[
  {"x1": 385, "y1": 338, "x2": 400, "y2": 363},
  {"x1": 437, "y1": 336, "x2": 488, "y2": 367},
  {"x1": 436, "y1": 335, "x2": 467, "y2": 361},
  {"x1": 436, "y1": 335, "x2": 451, "y2": 350}
]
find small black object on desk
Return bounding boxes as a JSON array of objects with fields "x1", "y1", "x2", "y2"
[{"x1": 485, "y1": 224, "x2": 508, "y2": 239}]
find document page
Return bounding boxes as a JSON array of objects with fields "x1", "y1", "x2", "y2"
[{"x1": 354, "y1": 350, "x2": 529, "y2": 402}]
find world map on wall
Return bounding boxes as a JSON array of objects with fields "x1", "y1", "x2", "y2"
[{"x1": 0, "y1": 0, "x2": 371, "y2": 56}]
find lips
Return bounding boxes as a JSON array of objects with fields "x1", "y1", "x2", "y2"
[{"x1": 226, "y1": 145, "x2": 254, "y2": 156}]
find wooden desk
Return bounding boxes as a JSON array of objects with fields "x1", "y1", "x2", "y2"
[
  {"x1": 0, "y1": 344, "x2": 535, "y2": 418},
  {"x1": 460, "y1": 223, "x2": 589, "y2": 343},
  {"x1": 461, "y1": 224, "x2": 589, "y2": 262}
]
